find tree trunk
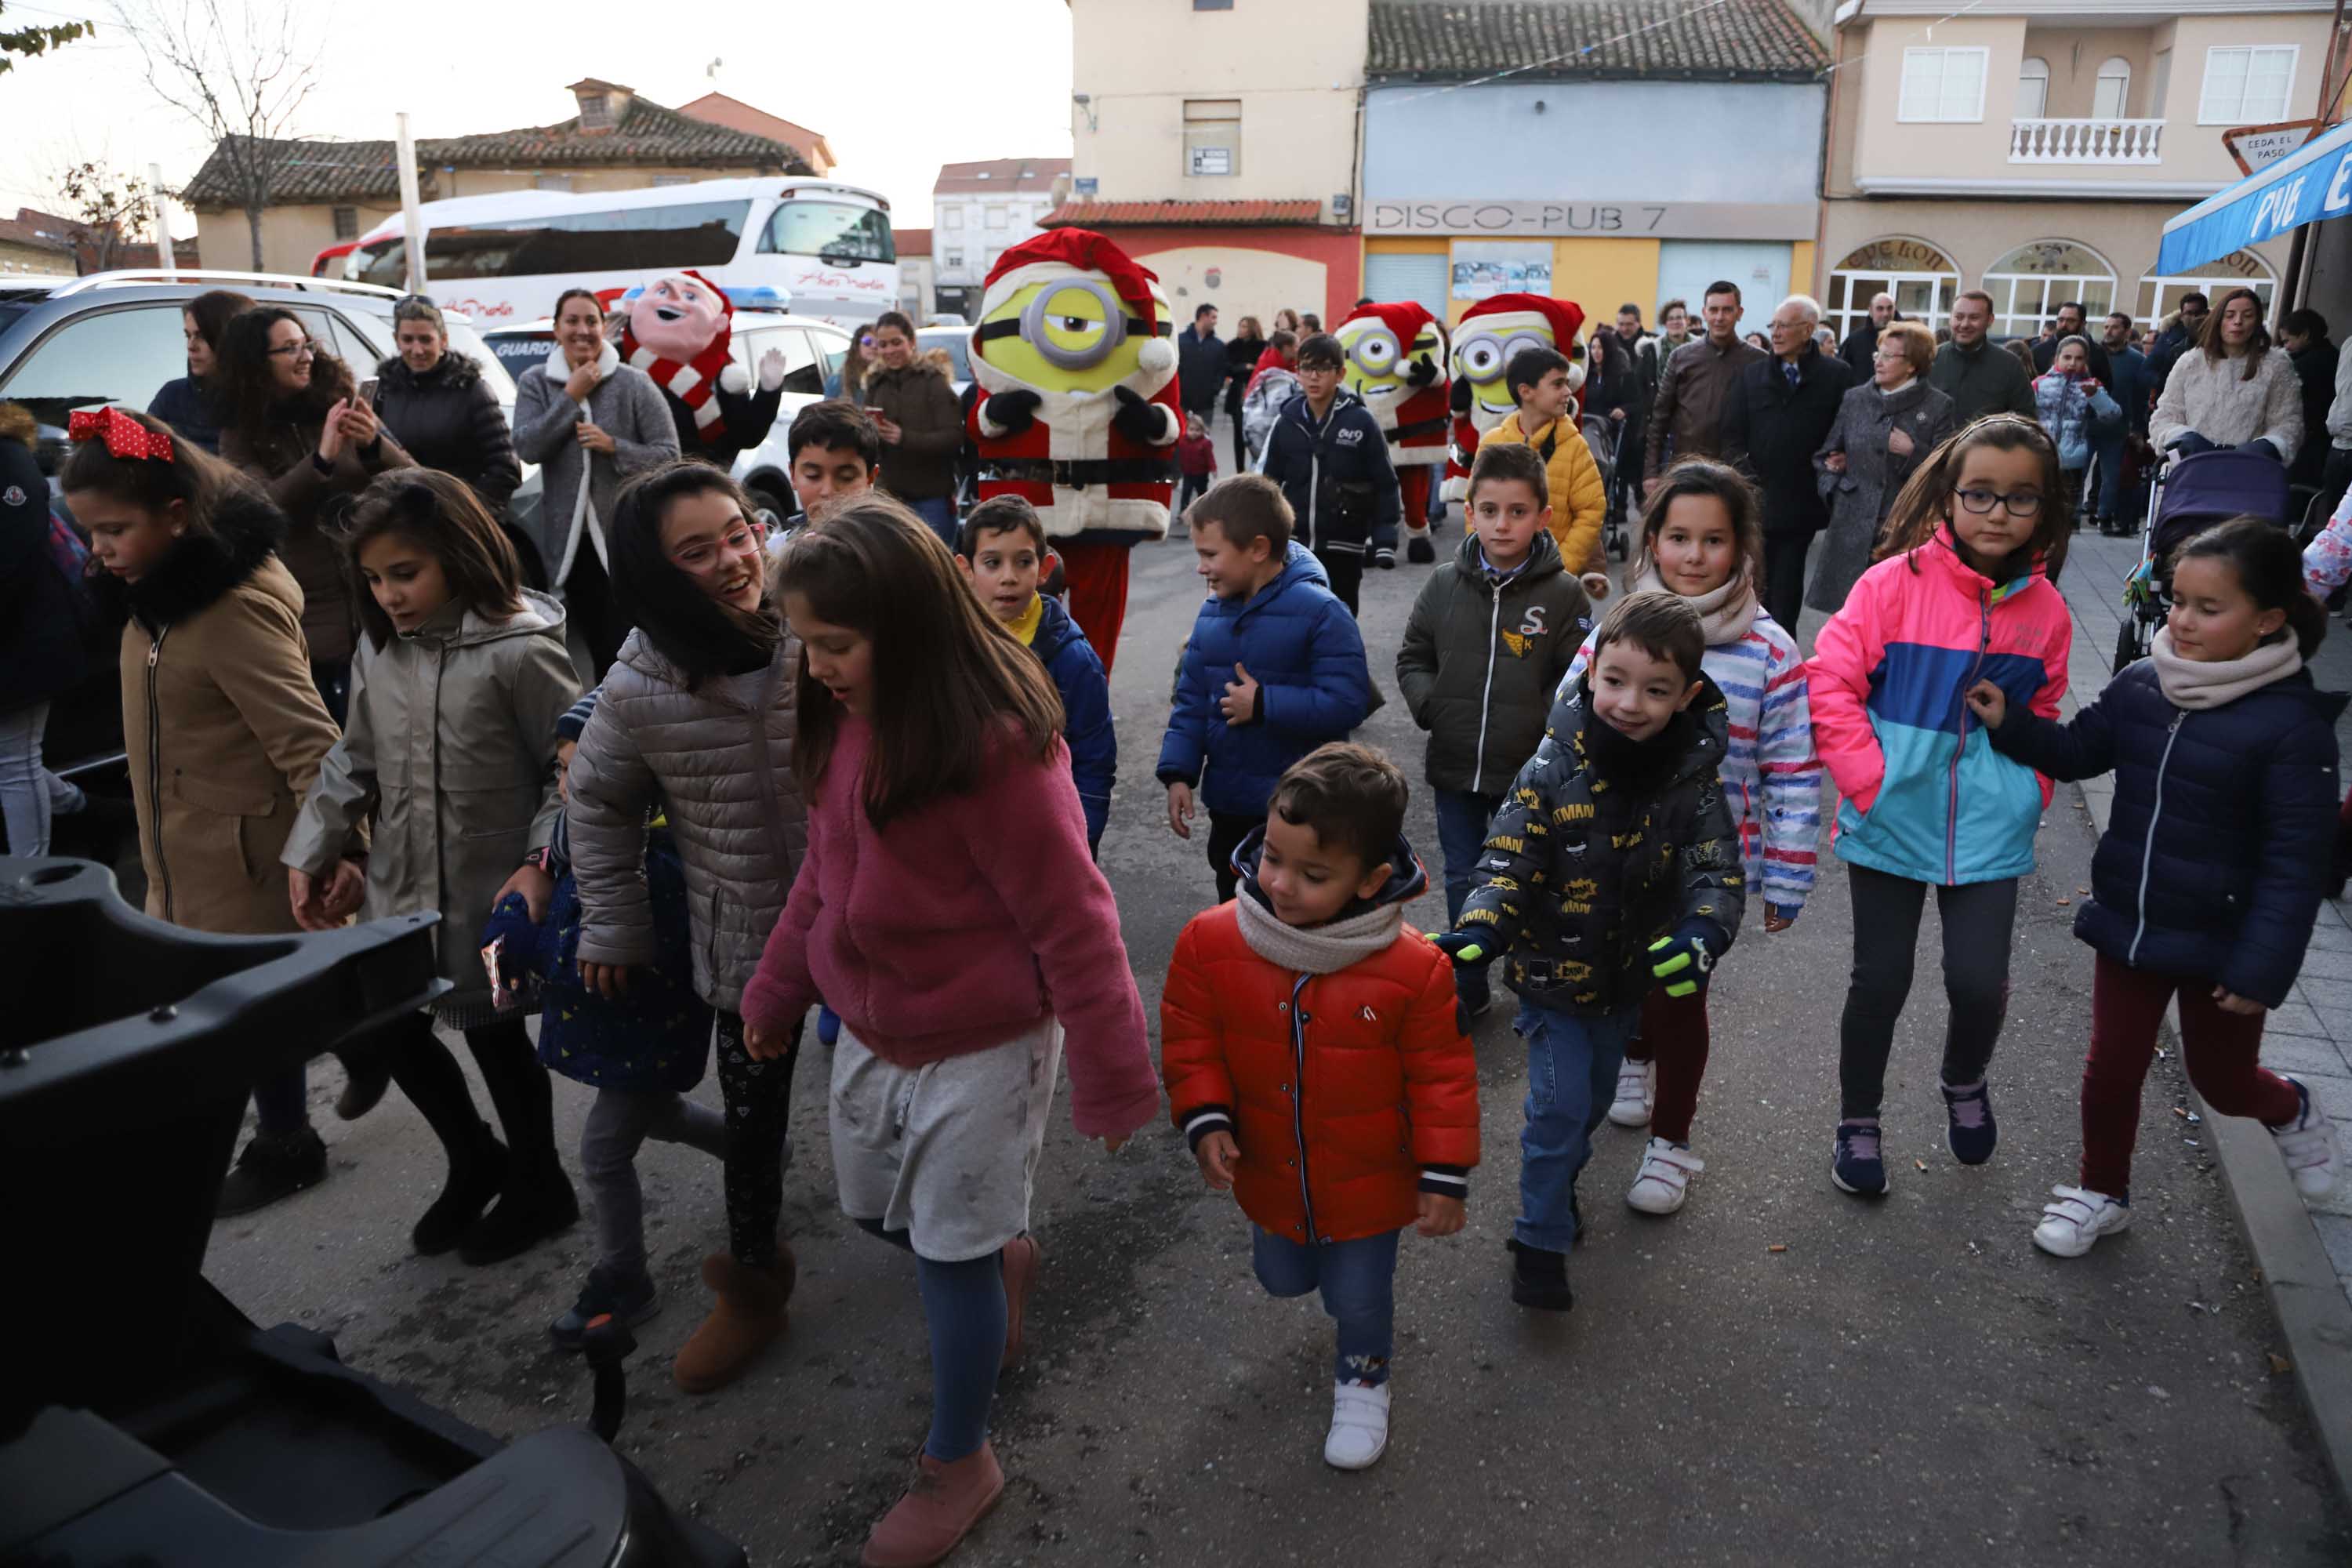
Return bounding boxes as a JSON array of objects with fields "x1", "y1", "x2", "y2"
[{"x1": 246, "y1": 202, "x2": 265, "y2": 271}]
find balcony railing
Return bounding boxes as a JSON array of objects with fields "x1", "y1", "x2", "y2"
[{"x1": 2009, "y1": 118, "x2": 2165, "y2": 165}]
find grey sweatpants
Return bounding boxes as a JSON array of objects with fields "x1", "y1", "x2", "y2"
[{"x1": 580, "y1": 1086, "x2": 728, "y2": 1274}]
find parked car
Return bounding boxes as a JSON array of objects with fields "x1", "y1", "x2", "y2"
[{"x1": 0, "y1": 269, "x2": 536, "y2": 871}]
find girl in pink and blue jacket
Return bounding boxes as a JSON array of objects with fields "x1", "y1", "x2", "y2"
[{"x1": 1808, "y1": 416, "x2": 2074, "y2": 1199}]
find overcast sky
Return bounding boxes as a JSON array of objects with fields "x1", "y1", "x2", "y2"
[{"x1": 2, "y1": 0, "x2": 1074, "y2": 235}]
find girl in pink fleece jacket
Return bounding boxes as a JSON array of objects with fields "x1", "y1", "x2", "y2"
[{"x1": 741, "y1": 497, "x2": 1158, "y2": 1568}]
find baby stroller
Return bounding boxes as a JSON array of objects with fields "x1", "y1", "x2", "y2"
[
  {"x1": 1583, "y1": 413, "x2": 1629, "y2": 562},
  {"x1": 2114, "y1": 447, "x2": 2291, "y2": 673}
]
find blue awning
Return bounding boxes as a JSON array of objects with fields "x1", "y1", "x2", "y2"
[{"x1": 2161, "y1": 119, "x2": 2352, "y2": 274}]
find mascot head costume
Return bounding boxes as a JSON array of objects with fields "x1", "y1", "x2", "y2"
[
  {"x1": 1443, "y1": 292, "x2": 1588, "y2": 504},
  {"x1": 620, "y1": 270, "x2": 754, "y2": 445},
  {"x1": 1336, "y1": 300, "x2": 1450, "y2": 453}
]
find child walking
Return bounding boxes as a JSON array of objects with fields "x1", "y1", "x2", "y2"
[
  {"x1": 1965, "y1": 517, "x2": 2343, "y2": 1254},
  {"x1": 1574, "y1": 460, "x2": 1821, "y2": 1214},
  {"x1": 1160, "y1": 474, "x2": 1373, "y2": 904},
  {"x1": 1481, "y1": 347, "x2": 1612, "y2": 597},
  {"x1": 1396, "y1": 441, "x2": 1592, "y2": 1018},
  {"x1": 1178, "y1": 410, "x2": 1218, "y2": 514},
  {"x1": 956, "y1": 495, "x2": 1116, "y2": 855},
  {"x1": 1808, "y1": 415, "x2": 2074, "y2": 1196},
  {"x1": 1162, "y1": 742, "x2": 1479, "y2": 1470},
  {"x1": 282, "y1": 469, "x2": 585, "y2": 1262},
  {"x1": 563, "y1": 460, "x2": 812, "y2": 1395},
  {"x1": 64, "y1": 408, "x2": 347, "y2": 1216},
  {"x1": 1438, "y1": 593, "x2": 1746, "y2": 1309},
  {"x1": 739, "y1": 496, "x2": 1160, "y2": 1568}
]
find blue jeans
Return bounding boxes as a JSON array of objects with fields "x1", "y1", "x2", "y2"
[
  {"x1": 1432, "y1": 789, "x2": 1502, "y2": 1004},
  {"x1": 2089, "y1": 431, "x2": 2130, "y2": 523},
  {"x1": 1252, "y1": 1225, "x2": 1401, "y2": 1385},
  {"x1": 908, "y1": 494, "x2": 958, "y2": 550},
  {"x1": 1515, "y1": 1000, "x2": 1643, "y2": 1252}
]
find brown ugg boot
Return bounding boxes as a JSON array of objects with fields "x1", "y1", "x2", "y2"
[
  {"x1": 999, "y1": 1234, "x2": 1042, "y2": 1370},
  {"x1": 673, "y1": 1246, "x2": 797, "y2": 1394},
  {"x1": 859, "y1": 1442, "x2": 1004, "y2": 1568}
]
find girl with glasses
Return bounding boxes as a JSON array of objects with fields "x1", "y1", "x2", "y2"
[{"x1": 1807, "y1": 416, "x2": 2075, "y2": 1198}]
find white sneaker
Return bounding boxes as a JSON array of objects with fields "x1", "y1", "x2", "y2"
[
  {"x1": 1626, "y1": 1137, "x2": 1704, "y2": 1215},
  {"x1": 2272, "y1": 1076, "x2": 2343, "y2": 1199},
  {"x1": 2032, "y1": 1185, "x2": 2132, "y2": 1258},
  {"x1": 1606, "y1": 1059, "x2": 1653, "y2": 1128},
  {"x1": 1323, "y1": 1380, "x2": 1390, "y2": 1470}
]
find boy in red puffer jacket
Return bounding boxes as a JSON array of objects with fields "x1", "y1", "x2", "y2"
[{"x1": 1161, "y1": 742, "x2": 1479, "y2": 1474}]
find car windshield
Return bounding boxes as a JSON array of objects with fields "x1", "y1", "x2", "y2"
[
  {"x1": 916, "y1": 329, "x2": 971, "y2": 382},
  {"x1": 445, "y1": 319, "x2": 518, "y2": 405}
]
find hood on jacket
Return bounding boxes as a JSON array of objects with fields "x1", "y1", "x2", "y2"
[
  {"x1": 403, "y1": 586, "x2": 568, "y2": 649},
  {"x1": 376, "y1": 350, "x2": 485, "y2": 394},
  {"x1": 1559, "y1": 667, "x2": 1731, "y2": 791},
  {"x1": 1230, "y1": 823, "x2": 1429, "y2": 913},
  {"x1": 1279, "y1": 387, "x2": 1369, "y2": 431},
  {"x1": 1029, "y1": 590, "x2": 1092, "y2": 665},
  {"x1": 542, "y1": 339, "x2": 621, "y2": 384},
  {"x1": 93, "y1": 481, "x2": 288, "y2": 633},
  {"x1": 1448, "y1": 524, "x2": 1564, "y2": 586}
]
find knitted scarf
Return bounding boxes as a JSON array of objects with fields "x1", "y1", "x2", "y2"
[
  {"x1": 1235, "y1": 883, "x2": 1403, "y2": 976},
  {"x1": 2149, "y1": 627, "x2": 2303, "y2": 711},
  {"x1": 1631, "y1": 558, "x2": 1760, "y2": 646},
  {"x1": 621, "y1": 325, "x2": 735, "y2": 442}
]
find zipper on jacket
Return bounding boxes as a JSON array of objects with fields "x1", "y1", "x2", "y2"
[
  {"x1": 2129, "y1": 711, "x2": 2187, "y2": 965},
  {"x1": 1471, "y1": 588, "x2": 1502, "y2": 793},
  {"x1": 147, "y1": 626, "x2": 174, "y2": 922},
  {"x1": 1288, "y1": 972, "x2": 1319, "y2": 1241},
  {"x1": 1947, "y1": 588, "x2": 1994, "y2": 884}
]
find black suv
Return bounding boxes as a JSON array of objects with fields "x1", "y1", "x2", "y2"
[{"x1": 0, "y1": 271, "x2": 538, "y2": 865}]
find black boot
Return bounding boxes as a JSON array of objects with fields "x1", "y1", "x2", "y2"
[
  {"x1": 1406, "y1": 535, "x2": 1437, "y2": 564},
  {"x1": 1508, "y1": 1238, "x2": 1573, "y2": 1312},
  {"x1": 333, "y1": 1049, "x2": 393, "y2": 1121},
  {"x1": 413, "y1": 1123, "x2": 508, "y2": 1256},
  {"x1": 216, "y1": 1127, "x2": 328, "y2": 1218},
  {"x1": 458, "y1": 1161, "x2": 579, "y2": 1265},
  {"x1": 454, "y1": 1020, "x2": 575, "y2": 1264}
]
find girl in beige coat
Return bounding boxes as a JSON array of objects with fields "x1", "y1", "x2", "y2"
[
  {"x1": 284, "y1": 470, "x2": 584, "y2": 1265},
  {"x1": 67, "y1": 409, "x2": 349, "y2": 1219}
]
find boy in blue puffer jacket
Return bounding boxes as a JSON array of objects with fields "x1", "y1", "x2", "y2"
[
  {"x1": 481, "y1": 713, "x2": 720, "y2": 1351},
  {"x1": 1160, "y1": 474, "x2": 1373, "y2": 902},
  {"x1": 956, "y1": 495, "x2": 1116, "y2": 855}
]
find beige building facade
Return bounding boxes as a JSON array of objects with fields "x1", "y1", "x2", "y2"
[{"x1": 1820, "y1": 0, "x2": 2335, "y2": 339}]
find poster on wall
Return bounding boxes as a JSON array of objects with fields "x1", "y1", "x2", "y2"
[{"x1": 1451, "y1": 243, "x2": 1552, "y2": 301}]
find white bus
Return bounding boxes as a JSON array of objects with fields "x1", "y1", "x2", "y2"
[{"x1": 346, "y1": 176, "x2": 898, "y2": 330}]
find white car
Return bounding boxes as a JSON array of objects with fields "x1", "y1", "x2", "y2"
[{"x1": 481, "y1": 310, "x2": 851, "y2": 526}]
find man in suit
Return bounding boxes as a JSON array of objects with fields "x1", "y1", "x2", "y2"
[{"x1": 1721, "y1": 293, "x2": 1855, "y2": 631}]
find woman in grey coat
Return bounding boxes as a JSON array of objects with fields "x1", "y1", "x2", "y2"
[
  {"x1": 511, "y1": 287, "x2": 678, "y2": 677},
  {"x1": 1809, "y1": 319, "x2": 1957, "y2": 615}
]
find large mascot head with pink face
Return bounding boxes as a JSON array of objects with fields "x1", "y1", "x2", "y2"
[{"x1": 619, "y1": 269, "x2": 754, "y2": 441}]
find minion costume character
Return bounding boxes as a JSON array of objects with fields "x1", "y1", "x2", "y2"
[
  {"x1": 1442, "y1": 293, "x2": 1587, "y2": 504},
  {"x1": 1335, "y1": 301, "x2": 1450, "y2": 564},
  {"x1": 967, "y1": 228, "x2": 1181, "y2": 672}
]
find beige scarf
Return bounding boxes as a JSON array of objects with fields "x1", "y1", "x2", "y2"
[
  {"x1": 1631, "y1": 559, "x2": 1761, "y2": 646},
  {"x1": 2149, "y1": 627, "x2": 2303, "y2": 710},
  {"x1": 1234, "y1": 884, "x2": 1403, "y2": 975}
]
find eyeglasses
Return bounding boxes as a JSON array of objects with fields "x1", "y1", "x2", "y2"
[
  {"x1": 1955, "y1": 488, "x2": 2042, "y2": 518},
  {"x1": 267, "y1": 339, "x2": 317, "y2": 360}
]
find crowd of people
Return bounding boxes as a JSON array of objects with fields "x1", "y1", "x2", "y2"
[{"x1": 4, "y1": 261, "x2": 2352, "y2": 1568}]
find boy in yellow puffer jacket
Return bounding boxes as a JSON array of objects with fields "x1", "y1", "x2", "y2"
[{"x1": 1483, "y1": 347, "x2": 1612, "y2": 599}]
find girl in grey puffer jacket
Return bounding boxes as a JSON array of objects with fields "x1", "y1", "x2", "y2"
[{"x1": 564, "y1": 460, "x2": 810, "y2": 1395}]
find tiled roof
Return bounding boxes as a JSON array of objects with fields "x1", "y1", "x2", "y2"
[
  {"x1": 180, "y1": 94, "x2": 811, "y2": 206},
  {"x1": 1041, "y1": 199, "x2": 1327, "y2": 228},
  {"x1": 935, "y1": 158, "x2": 1070, "y2": 194},
  {"x1": 895, "y1": 227, "x2": 933, "y2": 257},
  {"x1": 1368, "y1": 0, "x2": 1828, "y2": 82},
  {"x1": 0, "y1": 212, "x2": 74, "y2": 255}
]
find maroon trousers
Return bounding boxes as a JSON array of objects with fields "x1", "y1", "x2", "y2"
[
  {"x1": 1625, "y1": 985, "x2": 1710, "y2": 1145},
  {"x1": 2078, "y1": 953, "x2": 2299, "y2": 1197}
]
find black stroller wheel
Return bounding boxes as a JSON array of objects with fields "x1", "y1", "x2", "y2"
[{"x1": 2112, "y1": 616, "x2": 2143, "y2": 676}]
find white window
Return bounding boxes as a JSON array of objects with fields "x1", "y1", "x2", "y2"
[
  {"x1": 1899, "y1": 47, "x2": 1988, "y2": 123},
  {"x1": 2017, "y1": 56, "x2": 2049, "y2": 119},
  {"x1": 535, "y1": 174, "x2": 574, "y2": 193},
  {"x1": 1184, "y1": 98, "x2": 1241, "y2": 176},
  {"x1": 2093, "y1": 57, "x2": 2132, "y2": 119},
  {"x1": 2200, "y1": 45, "x2": 2298, "y2": 125},
  {"x1": 941, "y1": 207, "x2": 961, "y2": 228},
  {"x1": 985, "y1": 206, "x2": 1007, "y2": 229},
  {"x1": 944, "y1": 249, "x2": 964, "y2": 269}
]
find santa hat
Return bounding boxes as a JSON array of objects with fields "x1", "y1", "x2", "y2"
[
  {"x1": 982, "y1": 228, "x2": 1175, "y2": 376},
  {"x1": 1339, "y1": 299, "x2": 1440, "y2": 350},
  {"x1": 1461, "y1": 291, "x2": 1585, "y2": 347}
]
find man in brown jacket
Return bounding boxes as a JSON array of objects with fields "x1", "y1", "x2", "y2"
[{"x1": 1642, "y1": 280, "x2": 1767, "y2": 499}]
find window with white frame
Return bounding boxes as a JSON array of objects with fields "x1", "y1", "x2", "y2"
[
  {"x1": 2200, "y1": 45, "x2": 2297, "y2": 125},
  {"x1": 985, "y1": 206, "x2": 1007, "y2": 229},
  {"x1": 1899, "y1": 47, "x2": 1988, "y2": 123},
  {"x1": 944, "y1": 249, "x2": 964, "y2": 270},
  {"x1": 942, "y1": 207, "x2": 961, "y2": 228},
  {"x1": 2093, "y1": 57, "x2": 2132, "y2": 119},
  {"x1": 1982, "y1": 240, "x2": 2117, "y2": 338},
  {"x1": 2017, "y1": 57, "x2": 2049, "y2": 118}
]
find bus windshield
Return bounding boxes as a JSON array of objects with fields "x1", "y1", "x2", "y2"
[
  {"x1": 353, "y1": 199, "x2": 754, "y2": 286},
  {"x1": 759, "y1": 201, "x2": 894, "y2": 266}
]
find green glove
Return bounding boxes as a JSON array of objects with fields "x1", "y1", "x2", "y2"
[
  {"x1": 1648, "y1": 925, "x2": 1721, "y2": 999},
  {"x1": 1432, "y1": 930, "x2": 1495, "y2": 970}
]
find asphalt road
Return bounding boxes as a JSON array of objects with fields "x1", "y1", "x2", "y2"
[{"x1": 205, "y1": 505, "x2": 2352, "y2": 1566}]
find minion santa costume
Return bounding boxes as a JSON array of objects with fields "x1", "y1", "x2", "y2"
[
  {"x1": 967, "y1": 228, "x2": 1181, "y2": 672},
  {"x1": 1442, "y1": 292, "x2": 1586, "y2": 503},
  {"x1": 1334, "y1": 300, "x2": 1450, "y2": 564}
]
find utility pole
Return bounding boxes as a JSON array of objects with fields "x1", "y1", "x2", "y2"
[
  {"x1": 395, "y1": 111, "x2": 427, "y2": 292},
  {"x1": 149, "y1": 163, "x2": 176, "y2": 271}
]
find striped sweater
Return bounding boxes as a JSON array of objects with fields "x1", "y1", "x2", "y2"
[{"x1": 1563, "y1": 608, "x2": 1822, "y2": 913}]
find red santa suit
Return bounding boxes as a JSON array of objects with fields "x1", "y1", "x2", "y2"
[
  {"x1": 1336, "y1": 299, "x2": 1450, "y2": 555},
  {"x1": 967, "y1": 229, "x2": 1180, "y2": 670}
]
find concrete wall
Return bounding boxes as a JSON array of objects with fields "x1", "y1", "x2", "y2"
[
  {"x1": 1068, "y1": 0, "x2": 1364, "y2": 220},
  {"x1": 1110, "y1": 227, "x2": 1363, "y2": 327},
  {"x1": 0, "y1": 239, "x2": 76, "y2": 278}
]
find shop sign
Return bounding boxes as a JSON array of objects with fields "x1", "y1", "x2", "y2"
[
  {"x1": 1365, "y1": 199, "x2": 1815, "y2": 241},
  {"x1": 1835, "y1": 238, "x2": 1955, "y2": 274}
]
